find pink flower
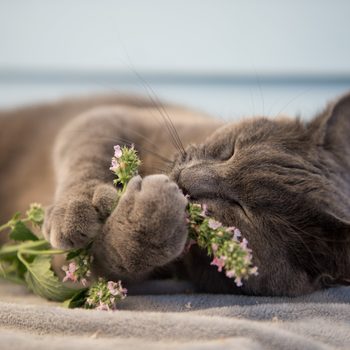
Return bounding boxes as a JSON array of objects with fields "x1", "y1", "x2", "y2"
[
  {"x1": 225, "y1": 269, "x2": 235, "y2": 278},
  {"x1": 250, "y1": 266, "x2": 259, "y2": 276},
  {"x1": 200, "y1": 204, "x2": 208, "y2": 217},
  {"x1": 211, "y1": 243, "x2": 218, "y2": 252},
  {"x1": 107, "y1": 281, "x2": 127, "y2": 298},
  {"x1": 96, "y1": 301, "x2": 110, "y2": 311},
  {"x1": 210, "y1": 256, "x2": 226, "y2": 272},
  {"x1": 244, "y1": 254, "x2": 252, "y2": 264},
  {"x1": 227, "y1": 227, "x2": 242, "y2": 241},
  {"x1": 240, "y1": 238, "x2": 248, "y2": 250},
  {"x1": 62, "y1": 262, "x2": 78, "y2": 283},
  {"x1": 109, "y1": 158, "x2": 119, "y2": 172},
  {"x1": 113, "y1": 145, "x2": 123, "y2": 158},
  {"x1": 107, "y1": 281, "x2": 119, "y2": 296},
  {"x1": 233, "y1": 229, "x2": 242, "y2": 241},
  {"x1": 235, "y1": 277, "x2": 243, "y2": 287},
  {"x1": 208, "y1": 219, "x2": 222, "y2": 230}
]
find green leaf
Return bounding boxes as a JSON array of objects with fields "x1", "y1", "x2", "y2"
[
  {"x1": 66, "y1": 249, "x2": 82, "y2": 261},
  {"x1": 23, "y1": 255, "x2": 79, "y2": 301},
  {"x1": 63, "y1": 288, "x2": 89, "y2": 308},
  {"x1": 66, "y1": 242, "x2": 92, "y2": 261},
  {"x1": 9, "y1": 221, "x2": 38, "y2": 241}
]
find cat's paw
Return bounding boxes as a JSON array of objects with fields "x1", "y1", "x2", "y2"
[
  {"x1": 43, "y1": 184, "x2": 117, "y2": 249},
  {"x1": 95, "y1": 175, "x2": 188, "y2": 275}
]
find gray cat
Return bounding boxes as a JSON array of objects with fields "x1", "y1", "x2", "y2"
[{"x1": 1, "y1": 92, "x2": 349, "y2": 296}]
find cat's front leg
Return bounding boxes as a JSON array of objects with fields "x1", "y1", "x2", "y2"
[
  {"x1": 43, "y1": 109, "x2": 128, "y2": 249},
  {"x1": 92, "y1": 174, "x2": 188, "y2": 281}
]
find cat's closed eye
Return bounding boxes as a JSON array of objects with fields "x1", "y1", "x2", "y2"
[{"x1": 204, "y1": 142, "x2": 235, "y2": 162}]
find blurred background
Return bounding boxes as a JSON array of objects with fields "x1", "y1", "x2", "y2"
[{"x1": 0, "y1": 0, "x2": 350, "y2": 120}]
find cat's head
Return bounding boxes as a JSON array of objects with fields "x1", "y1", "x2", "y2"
[{"x1": 171, "y1": 92, "x2": 350, "y2": 296}]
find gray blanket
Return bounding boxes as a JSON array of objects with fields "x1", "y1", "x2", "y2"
[{"x1": 0, "y1": 280, "x2": 349, "y2": 350}]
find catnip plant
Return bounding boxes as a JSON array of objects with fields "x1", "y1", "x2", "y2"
[{"x1": 0, "y1": 144, "x2": 257, "y2": 310}]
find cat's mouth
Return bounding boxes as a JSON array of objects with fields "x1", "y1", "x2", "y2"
[
  {"x1": 174, "y1": 165, "x2": 247, "y2": 214},
  {"x1": 181, "y1": 186, "x2": 242, "y2": 209},
  {"x1": 179, "y1": 182, "x2": 248, "y2": 220}
]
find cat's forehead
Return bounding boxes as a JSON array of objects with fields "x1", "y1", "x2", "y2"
[{"x1": 206, "y1": 116, "x2": 306, "y2": 148}]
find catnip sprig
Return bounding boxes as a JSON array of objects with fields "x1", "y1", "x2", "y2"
[
  {"x1": 110, "y1": 145, "x2": 141, "y2": 194},
  {"x1": 62, "y1": 249, "x2": 92, "y2": 286},
  {"x1": 85, "y1": 278, "x2": 127, "y2": 310},
  {"x1": 187, "y1": 204, "x2": 258, "y2": 286}
]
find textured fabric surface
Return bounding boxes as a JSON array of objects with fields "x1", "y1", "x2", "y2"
[{"x1": 0, "y1": 280, "x2": 349, "y2": 350}]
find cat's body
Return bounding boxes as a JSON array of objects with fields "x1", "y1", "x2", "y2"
[{"x1": 1, "y1": 93, "x2": 350, "y2": 296}]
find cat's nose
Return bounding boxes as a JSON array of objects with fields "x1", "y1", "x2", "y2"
[{"x1": 176, "y1": 164, "x2": 218, "y2": 200}]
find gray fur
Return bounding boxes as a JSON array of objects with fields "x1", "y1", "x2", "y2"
[{"x1": 1, "y1": 93, "x2": 350, "y2": 296}]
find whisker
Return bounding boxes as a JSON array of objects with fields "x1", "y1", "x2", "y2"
[
  {"x1": 64, "y1": 128, "x2": 173, "y2": 165},
  {"x1": 273, "y1": 88, "x2": 312, "y2": 119},
  {"x1": 70, "y1": 80, "x2": 179, "y2": 162},
  {"x1": 88, "y1": 50, "x2": 187, "y2": 157},
  {"x1": 273, "y1": 214, "x2": 323, "y2": 272},
  {"x1": 254, "y1": 69, "x2": 265, "y2": 116},
  {"x1": 147, "y1": 166, "x2": 169, "y2": 174},
  {"x1": 127, "y1": 68, "x2": 186, "y2": 156},
  {"x1": 111, "y1": 134, "x2": 172, "y2": 164},
  {"x1": 107, "y1": 135, "x2": 174, "y2": 165},
  {"x1": 248, "y1": 86, "x2": 256, "y2": 116}
]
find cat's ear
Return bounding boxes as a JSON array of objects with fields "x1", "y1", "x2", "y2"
[{"x1": 311, "y1": 92, "x2": 350, "y2": 152}]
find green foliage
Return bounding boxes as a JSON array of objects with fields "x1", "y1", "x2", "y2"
[
  {"x1": 22, "y1": 255, "x2": 80, "y2": 302},
  {"x1": 63, "y1": 288, "x2": 89, "y2": 308},
  {"x1": 26, "y1": 203, "x2": 45, "y2": 227},
  {"x1": 9, "y1": 221, "x2": 38, "y2": 241},
  {"x1": 0, "y1": 206, "x2": 82, "y2": 304}
]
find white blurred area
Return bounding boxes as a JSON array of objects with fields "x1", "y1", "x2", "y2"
[{"x1": 0, "y1": 0, "x2": 349, "y2": 119}]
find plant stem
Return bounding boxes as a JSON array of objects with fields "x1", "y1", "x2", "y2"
[
  {"x1": 20, "y1": 248, "x2": 67, "y2": 256},
  {"x1": 17, "y1": 251, "x2": 30, "y2": 270},
  {"x1": 0, "y1": 240, "x2": 49, "y2": 258},
  {"x1": 0, "y1": 223, "x2": 10, "y2": 232}
]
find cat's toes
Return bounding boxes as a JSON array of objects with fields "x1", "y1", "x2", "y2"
[
  {"x1": 141, "y1": 174, "x2": 188, "y2": 210},
  {"x1": 121, "y1": 175, "x2": 188, "y2": 261},
  {"x1": 43, "y1": 198, "x2": 102, "y2": 249},
  {"x1": 92, "y1": 184, "x2": 118, "y2": 219}
]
